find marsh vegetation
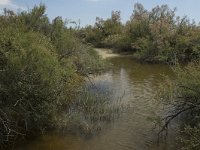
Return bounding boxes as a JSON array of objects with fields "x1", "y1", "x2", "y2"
[
  {"x1": 0, "y1": 5, "x2": 115, "y2": 149},
  {"x1": 1, "y1": 2, "x2": 200, "y2": 150}
]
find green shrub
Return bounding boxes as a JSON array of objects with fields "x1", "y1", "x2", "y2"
[
  {"x1": 157, "y1": 63, "x2": 200, "y2": 149},
  {"x1": 0, "y1": 5, "x2": 107, "y2": 149}
]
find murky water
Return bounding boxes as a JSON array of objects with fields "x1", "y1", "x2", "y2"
[{"x1": 17, "y1": 57, "x2": 178, "y2": 150}]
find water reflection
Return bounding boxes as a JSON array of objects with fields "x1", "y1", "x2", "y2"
[{"x1": 17, "y1": 57, "x2": 176, "y2": 150}]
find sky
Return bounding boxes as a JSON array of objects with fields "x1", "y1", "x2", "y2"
[{"x1": 0, "y1": 0, "x2": 200, "y2": 26}]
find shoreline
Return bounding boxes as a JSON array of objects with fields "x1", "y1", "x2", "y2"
[{"x1": 94, "y1": 48, "x2": 120, "y2": 59}]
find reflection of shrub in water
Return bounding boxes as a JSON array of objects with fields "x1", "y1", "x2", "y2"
[{"x1": 59, "y1": 87, "x2": 123, "y2": 136}]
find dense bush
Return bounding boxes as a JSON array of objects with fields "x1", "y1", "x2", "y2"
[
  {"x1": 157, "y1": 63, "x2": 200, "y2": 149},
  {"x1": 0, "y1": 5, "x2": 107, "y2": 149},
  {"x1": 81, "y1": 3, "x2": 200, "y2": 63}
]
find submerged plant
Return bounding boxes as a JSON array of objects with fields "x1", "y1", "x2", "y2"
[{"x1": 57, "y1": 86, "x2": 123, "y2": 136}]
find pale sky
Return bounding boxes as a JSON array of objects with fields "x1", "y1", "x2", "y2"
[{"x1": 0, "y1": 0, "x2": 200, "y2": 26}]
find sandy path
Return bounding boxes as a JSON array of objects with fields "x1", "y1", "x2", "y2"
[{"x1": 95, "y1": 48, "x2": 120, "y2": 59}]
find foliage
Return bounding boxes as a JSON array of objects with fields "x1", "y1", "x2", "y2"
[
  {"x1": 157, "y1": 63, "x2": 200, "y2": 149},
  {"x1": 82, "y1": 3, "x2": 200, "y2": 63},
  {"x1": 80, "y1": 11, "x2": 123, "y2": 48},
  {"x1": 0, "y1": 5, "x2": 107, "y2": 149}
]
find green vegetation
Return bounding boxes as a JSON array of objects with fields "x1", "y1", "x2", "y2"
[
  {"x1": 80, "y1": 5, "x2": 200, "y2": 148},
  {"x1": 61, "y1": 87, "x2": 121, "y2": 135},
  {"x1": 1, "y1": 2, "x2": 200, "y2": 150},
  {"x1": 157, "y1": 63, "x2": 200, "y2": 149},
  {"x1": 0, "y1": 5, "x2": 113, "y2": 149},
  {"x1": 81, "y1": 3, "x2": 200, "y2": 63}
]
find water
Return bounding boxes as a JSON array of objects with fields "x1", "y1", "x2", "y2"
[{"x1": 16, "y1": 57, "x2": 177, "y2": 150}]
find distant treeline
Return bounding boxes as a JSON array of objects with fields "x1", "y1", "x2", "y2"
[
  {"x1": 0, "y1": 4, "x2": 109, "y2": 149},
  {"x1": 80, "y1": 3, "x2": 200, "y2": 63}
]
